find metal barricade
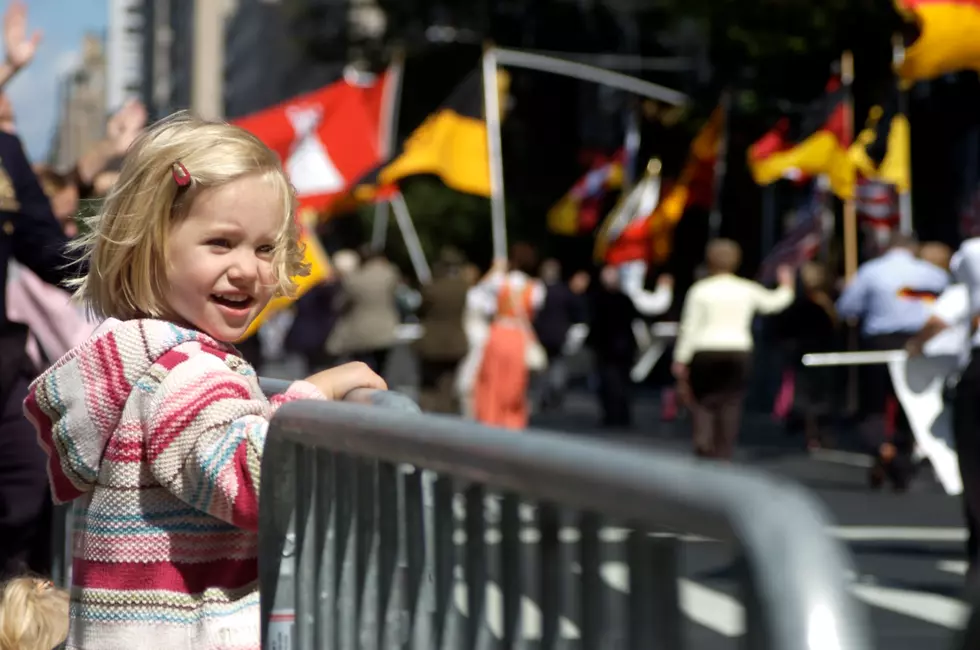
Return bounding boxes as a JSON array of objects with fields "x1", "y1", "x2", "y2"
[{"x1": 258, "y1": 394, "x2": 874, "y2": 650}]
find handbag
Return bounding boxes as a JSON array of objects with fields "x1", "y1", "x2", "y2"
[{"x1": 505, "y1": 279, "x2": 548, "y2": 372}]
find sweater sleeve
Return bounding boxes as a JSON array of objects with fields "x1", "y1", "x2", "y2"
[
  {"x1": 142, "y1": 349, "x2": 324, "y2": 531},
  {"x1": 753, "y1": 282, "x2": 795, "y2": 314}
]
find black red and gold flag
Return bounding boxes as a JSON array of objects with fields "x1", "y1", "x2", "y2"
[
  {"x1": 351, "y1": 67, "x2": 511, "y2": 202},
  {"x1": 895, "y1": 0, "x2": 980, "y2": 81},
  {"x1": 748, "y1": 79, "x2": 852, "y2": 198},
  {"x1": 595, "y1": 105, "x2": 725, "y2": 266},
  {"x1": 848, "y1": 94, "x2": 910, "y2": 194}
]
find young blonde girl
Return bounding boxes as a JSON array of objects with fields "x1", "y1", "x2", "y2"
[
  {"x1": 21, "y1": 113, "x2": 385, "y2": 650},
  {"x1": 0, "y1": 577, "x2": 69, "y2": 650}
]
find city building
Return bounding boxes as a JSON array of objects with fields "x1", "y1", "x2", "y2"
[
  {"x1": 223, "y1": 0, "x2": 346, "y2": 120},
  {"x1": 50, "y1": 35, "x2": 107, "y2": 170},
  {"x1": 105, "y1": 0, "x2": 144, "y2": 112}
]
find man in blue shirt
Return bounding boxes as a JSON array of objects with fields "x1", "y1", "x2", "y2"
[{"x1": 836, "y1": 234, "x2": 950, "y2": 490}]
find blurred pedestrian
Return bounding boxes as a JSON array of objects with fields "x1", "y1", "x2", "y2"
[
  {"x1": 533, "y1": 259, "x2": 587, "y2": 411},
  {"x1": 673, "y1": 239, "x2": 795, "y2": 460},
  {"x1": 771, "y1": 261, "x2": 838, "y2": 449},
  {"x1": 587, "y1": 266, "x2": 640, "y2": 428},
  {"x1": 836, "y1": 233, "x2": 949, "y2": 489},
  {"x1": 415, "y1": 247, "x2": 470, "y2": 413},
  {"x1": 327, "y1": 247, "x2": 401, "y2": 376},
  {"x1": 471, "y1": 243, "x2": 546, "y2": 429}
]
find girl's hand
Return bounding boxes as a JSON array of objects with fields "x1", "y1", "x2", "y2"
[{"x1": 305, "y1": 362, "x2": 387, "y2": 401}]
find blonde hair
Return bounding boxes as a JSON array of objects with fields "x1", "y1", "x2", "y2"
[
  {"x1": 0, "y1": 578, "x2": 69, "y2": 650},
  {"x1": 71, "y1": 111, "x2": 308, "y2": 321},
  {"x1": 705, "y1": 238, "x2": 742, "y2": 274},
  {"x1": 799, "y1": 261, "x2": 828, "y2": 293}
]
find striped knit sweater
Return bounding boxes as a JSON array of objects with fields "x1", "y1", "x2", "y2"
[{"x1": 23, "y1": 319, "x2": 325, "y2": 650}]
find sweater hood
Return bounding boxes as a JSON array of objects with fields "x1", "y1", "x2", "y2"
[{"x1": 23, "y1": 319, "x2": 238, "y2": 503}]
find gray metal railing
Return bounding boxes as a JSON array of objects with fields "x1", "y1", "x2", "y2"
[{"x1": 258, "y1": 392, "x2": 875, "y2": 650}]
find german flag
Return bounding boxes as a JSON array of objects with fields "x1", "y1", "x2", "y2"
[
  {"x1": 895, "y1": 0, "x2": 980, "y2": 81},
  {"x1": 897, "y1": 287, "x2": 941, "y2": 302},
  {"x1": 748, "y1": 79, "x2": 852, "y2": 198},
  {"x1": 848, "y1": 94, "x2": 910, "y2": 194},
  {"x1": 646, "y1": 104, "x2": 724, "y2": 265},
  {"x1": 546, "y1": 149, "x2": 625, "y2": 236},
  {"x1": 361, "y1": 67, "x2": 511, "y2": 198},
  {"x1": 594, "y1": 105, "x2": 725, "y2": 266}
]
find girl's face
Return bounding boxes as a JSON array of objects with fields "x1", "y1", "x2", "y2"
[{"x1": 164, "y1": 174, "x2": 284, "y2": 342}]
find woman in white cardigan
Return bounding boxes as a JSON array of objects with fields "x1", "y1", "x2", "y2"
[{"x1": 672, "y1": 239, "x2": 795, "y2": 459}]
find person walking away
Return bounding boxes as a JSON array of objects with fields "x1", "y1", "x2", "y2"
[
  {"x1": 672, "y1": 239, "x2": 795, "y2": 460},
  {"x1": 836, "y1": 234, "x2": 949, "y2": 489},
  {"x1": 771, "y1": 261, "x2": 838, "y2": 449},
  {"x1": 414, "y1": 248, "x2": 471, "y2": 413},
  {"x1": 327, "y1": 247, "x2": 401, "y2": 376},
  {"x1": 587, "y1": 266, "x2": 640, "y2": 428},
  {"x1": 22, "y1": 113, "x2": 386, "y2": 649},
  {"x1": 471, "y1": 244, "x2": 545, "y2": 429},
  {"x1": 533, "y1": 259, "x2": 587, "y2": 411}
]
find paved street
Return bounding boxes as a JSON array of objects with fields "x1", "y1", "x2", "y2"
[
  {"x1": 264, "y1": 352, "x2": 972, "y2": 648},
  {"x1": 521, "y1": 394, "x2": 971, "y2": 649}
]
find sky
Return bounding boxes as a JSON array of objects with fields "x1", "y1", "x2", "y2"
[{"x1": 4, "y1": 0, "x2": 107, "y2": 161}]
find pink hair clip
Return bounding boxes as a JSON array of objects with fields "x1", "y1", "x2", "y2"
[{"x1": 172, "y1": 161, "x2": 191, "y2": 187}]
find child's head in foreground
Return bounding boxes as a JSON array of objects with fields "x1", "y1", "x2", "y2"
[
  {"x1": 72, "y1": 111, "x2": 308, "y2": 343},
  {"x1": 0, "y1": 578, "x2": 69, "y2": 650}
]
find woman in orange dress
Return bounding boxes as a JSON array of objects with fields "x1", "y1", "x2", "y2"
[{"x1": 472, "y1": 244, "x2": 545, "y2": 429}]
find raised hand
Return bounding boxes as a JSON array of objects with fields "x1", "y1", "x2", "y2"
[
  {"x1": 107, "y1": 99, "x2": 148, "y2": 156},
  {"x1": 776, "y1": 265, "x2": 795, "y2": 287},
  {"x1": 4, "y1": 1, "x2": 40, "y2": 71}
]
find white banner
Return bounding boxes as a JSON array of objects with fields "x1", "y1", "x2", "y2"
[{"x1": 888, "y1": 354, "x2": 962, "y2": 495}]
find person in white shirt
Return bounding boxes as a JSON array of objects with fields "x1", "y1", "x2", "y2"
[
  {"x1": 467, "y1": 244, "x2": 547, "y2": 429},
  {"x1": 672, "y1": 239, "x2": 795, "y2": 459},
  {"x1": 923, "y1": 240, "x2": 980, "y2": 581}
]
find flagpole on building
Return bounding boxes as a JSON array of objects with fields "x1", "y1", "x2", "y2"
[
  {"x1": 841, "y1": 50, "x2": 858, "y2": 279},
  {"x1": 483, "y1": 45, "x2": 509, "y2": 261},
  {"x1": 372, "y1": 49, "x2": 406, "y2": 251},
  {"x1": 893, "y1": 33, "x2": 914, "y2": 237},
  {"x1": 708, "y1": 90, "x2": 731, "y2": 239}
]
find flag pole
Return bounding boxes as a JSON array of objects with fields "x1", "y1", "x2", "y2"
[
  {"x1": 483, "y1": 45, "x2": 508, "y2": 262},
  {"x1": 372, "y1": 48, "x2": 405, "y2": 251},
  {"x1": 390, "y1": 191, "x2": 433, "y2": 284},
  {"x1": 622, "y1": 101, "x2": 641, "y2": 193},
  {"x1": 708, "y1": 90, "x2": 731, "y2": 239},
  {"x1": 892, "y1": 33, "x2": 914, "y2": 237},
  {"x1": 842, "y1": 50, "x2": 858, "y2": 279},
  {"x1": 840, "y1": 50, "x2": 861, "y2": 417}
]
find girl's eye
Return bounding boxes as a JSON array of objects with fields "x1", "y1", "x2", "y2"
[
  {"x1": 256, "y1": 244, "x2": 276, "y2": 256},
  {"x1": 207, "y1": 238, "x2": 232, "y2": 248}
]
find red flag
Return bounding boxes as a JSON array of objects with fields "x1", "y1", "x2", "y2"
[{"x1": 233, "y1": 73, "x2": 392, "y2": 212}]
